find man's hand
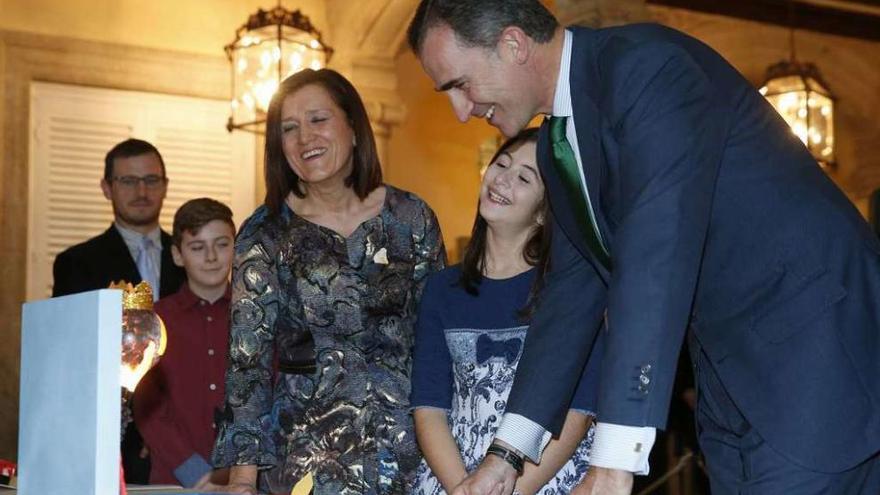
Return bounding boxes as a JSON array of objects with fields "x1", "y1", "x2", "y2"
[
  {"x1": 572, "y1": 466, "x2": 633, "y2": 495},
  {"x1": 452, "y1": 452, "x2": 518, "y2": 495}
]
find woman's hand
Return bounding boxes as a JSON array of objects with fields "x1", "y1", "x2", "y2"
[{"x1": 200, "y1": 464, "x2": 258, "y2": 494}]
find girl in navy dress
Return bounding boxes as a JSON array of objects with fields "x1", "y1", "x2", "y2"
[{"x1": 410, "y1": 128, "x2": 601, "y2": 494}]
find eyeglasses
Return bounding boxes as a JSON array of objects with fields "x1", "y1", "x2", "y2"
[{"x1": 111, "y1": 175, "x2": 167, "y2": 189}]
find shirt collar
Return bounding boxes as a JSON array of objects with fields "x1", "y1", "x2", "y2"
[
  {"x1": 115, "y1": 222, "x2": 162, "y2": 249},
  {"x1": 173, "y1": 282, "x2": 231, "y2": 309},
  {"x1": 551, "y1": 29, "x2": 574, "y2": 118}
]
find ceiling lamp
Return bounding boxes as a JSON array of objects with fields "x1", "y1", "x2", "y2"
[
  {"x1": 225, "y1": 3, "x2": 333, "y2": 133},
  {"x1": 759, "y1": 4, "x2": 835, "y2": 169}
]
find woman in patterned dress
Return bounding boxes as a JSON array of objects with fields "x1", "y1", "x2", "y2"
[
  {"x1": 410, "y1": 129, "x2": 600, "y2": 495},
  {"x1": 212, "y1": 68, "x2": 446, "y2": 495}
]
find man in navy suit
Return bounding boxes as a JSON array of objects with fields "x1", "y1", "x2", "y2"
[
  {"x1": 408, "y1": 1, "x2": 880, "y2": 494},
  {"x1": 53, "y1": 138, "x2": 186, "y2": 484}
]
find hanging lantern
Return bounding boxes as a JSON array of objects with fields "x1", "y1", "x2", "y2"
[
  {"x1": 760, "y1": 60, "x2": 836, "y2": 169},
  {"x1": 225, "y1": 4, "x2": 333, "y2": 133}
]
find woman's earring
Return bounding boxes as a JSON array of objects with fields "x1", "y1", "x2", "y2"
[{"x1": 352, "y1": 136, "x2": 357, "y2": 147}]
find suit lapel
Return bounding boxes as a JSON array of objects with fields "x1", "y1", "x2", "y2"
[
  {"x1": 539, "y1": 28, "x2": 611, "y2": 281},
  {"x1": 159, "y1": 230, "x2": 183, "y2": 298},
  {"x1": 569, "y1": 27, "x2": 611, "y2": 253},
  {"x1": 538, "y1": 122, "x2": 580, "y2": 256}
]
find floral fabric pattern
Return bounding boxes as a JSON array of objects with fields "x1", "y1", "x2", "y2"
[
  {"x1": 213, "y1": 186, "x2": 446, "y2": 495},
  {"x1": 412, "y1": 325, "x2": 594, "y2": 495}
]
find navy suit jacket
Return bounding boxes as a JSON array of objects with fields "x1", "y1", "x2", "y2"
[
  {"x1": 506, "y1": 24, "x2": 880, "y2": 472},
  {"x1": 52, "y1": 224, "x2": 185, "y2": 299}
]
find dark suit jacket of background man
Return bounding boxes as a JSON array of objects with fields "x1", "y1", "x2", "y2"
[
  {"x1": 52, "y1": 224, "x2": 184, "y2": 298},
  {"x1": 506, "y1": 23, "x2": 880, "y2": 473},
  {"x1": 52, "y1": 223, "x2": 186, "y2": 484}
]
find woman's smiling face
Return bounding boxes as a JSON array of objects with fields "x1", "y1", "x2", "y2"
[{"x1": 280, "y1": 83, "x2": 356, "y2": 188}]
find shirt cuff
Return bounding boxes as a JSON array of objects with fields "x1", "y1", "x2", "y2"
[
  {"x1": 589, "y1": 422, "x2": 656, "y2": 475},
  {"x1": 494, "y1": 413, "x2": 553, "y2": 463},
  {"x1": 173, "y1": 453, "x2": 212, "y2": 488}
]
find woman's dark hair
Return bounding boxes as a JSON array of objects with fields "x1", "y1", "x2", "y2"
[
  {"x1": 263, "y1": 68, "x2": 383, "y2": 215},
  {"x1": 459, "y1": 127, "x2": 550, "y2": 315}
]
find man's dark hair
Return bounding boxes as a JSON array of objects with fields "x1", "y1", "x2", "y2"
[
  {"x1": 407, "y1": 0, "x2": 558, "y2": 54},
  {"x1": 104, "y1": 138, "x2": 166, "y2": 180},
  {"x1": 172, "y1": 197, "x2": 235, "y2": 247},
  {"x1": 263, "y1": 68, "x2": 383, "y2": 216}
]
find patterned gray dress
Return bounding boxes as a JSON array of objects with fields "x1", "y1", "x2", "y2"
[{"x1": 212, "y1": 185, "x2": 446, "y2": 494}]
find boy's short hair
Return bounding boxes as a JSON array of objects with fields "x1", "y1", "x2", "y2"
[{"x1": 172, "y1": 198, "x2": 235, "y2": 247}]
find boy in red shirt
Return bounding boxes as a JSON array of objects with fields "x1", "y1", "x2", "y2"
[{"x1": 134, "y1": 198, "x2": 234, "y2": 488}]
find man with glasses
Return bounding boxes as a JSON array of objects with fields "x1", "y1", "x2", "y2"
[{"x1": 53, "y1": 138, "x2": 186, "y2": 484}]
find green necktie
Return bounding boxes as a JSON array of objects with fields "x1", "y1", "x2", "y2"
[{"x1": 549, "y1": 116, "x2": 611, "y2": 270}]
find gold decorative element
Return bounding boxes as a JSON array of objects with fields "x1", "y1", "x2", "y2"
[{"x1": 108, "y1": 280, "x2": 154, "y2": 311}]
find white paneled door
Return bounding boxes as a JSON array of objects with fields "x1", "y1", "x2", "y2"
[{"x1": 28, "y1": 82, "x2": 257, "y2": 300}]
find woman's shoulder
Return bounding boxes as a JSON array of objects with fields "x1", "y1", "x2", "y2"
[
  {"x1": 235, "y1": 204, "x2": 290, "y2": 246},
  {"x1": 383, "y1": 184, "x2": 437, "y2": 220}
]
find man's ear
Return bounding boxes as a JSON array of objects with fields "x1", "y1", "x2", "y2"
[
  {"x1": 498, "y1": 26, "x2": 531, "y2": 65},
  {"x1": 100, "y1": 178, "x2": 113, "y2": 201},
  {"x1": 171, "y1": 244, "x2": 185, "y2": 268}
]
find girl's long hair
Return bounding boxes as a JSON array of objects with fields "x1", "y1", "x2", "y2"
[{"x1": 458, "y1": 127, "x2": 550, "y2": 316}]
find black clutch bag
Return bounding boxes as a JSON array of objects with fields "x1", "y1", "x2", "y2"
[{"x1": 277, "y1": 329, "x2": 317, "y2": 375}]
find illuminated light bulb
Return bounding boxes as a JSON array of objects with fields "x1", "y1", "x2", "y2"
[
  {"x1": 310, "y1": 39, "x2": 320, "y2": 49},
  {"x1": 780, "y1": 92, "x2": 799, "y2": 109},
  {"x1": 109, "y1": 281, "x2": 166, "y2": 392},
  {"x1": 253, "y1": 80, "x2": 279, "y2": 112},
  {"x1": 310, "y1": 58, "x2": 321, "y2": 70},
  {"x1": 792, "y1": 123, "x2": 808, "y2": 144},
  {"x1": 290, "y1": 52, "x2": 303, "y2": 71}
]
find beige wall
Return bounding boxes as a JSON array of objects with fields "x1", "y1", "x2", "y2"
[
  {"x1": 648, "y1": 5, "x2": 880, "y2": 215},
  {"x1": 386, "y1": 50, "x2": 500, "y2": 261},
  {"x1": 0, "y1": 0, "x2": 328, "y2": 56}
]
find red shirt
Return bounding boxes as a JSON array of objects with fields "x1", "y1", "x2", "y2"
[{"x1": 134, "y1": 283, "x2": 230, "y2": 485}]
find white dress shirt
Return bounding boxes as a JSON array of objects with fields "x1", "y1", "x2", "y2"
[
  {"x1": 115, "y1": 222, "x2": 163, "y2": 298},
  {"x1": 493, "y1": 29, "x2": 656, "y2": 476}
]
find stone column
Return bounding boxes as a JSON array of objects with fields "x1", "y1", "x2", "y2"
[{"x1": 346, "y1": 55, "x2": 407, "y2": 169}]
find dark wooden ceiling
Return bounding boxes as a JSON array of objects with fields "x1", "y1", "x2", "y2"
[{"x1": 646, "y1": 0, "x2": 880, "y2": 41}]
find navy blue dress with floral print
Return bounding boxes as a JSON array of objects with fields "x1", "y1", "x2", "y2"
[{"x1": 410, "y1": 267, "x2": 598, "y2": 494}]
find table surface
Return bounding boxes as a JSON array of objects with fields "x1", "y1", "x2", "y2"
[{"x1": 0, "y1": 486, "x2": 225, "y2": 494}]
